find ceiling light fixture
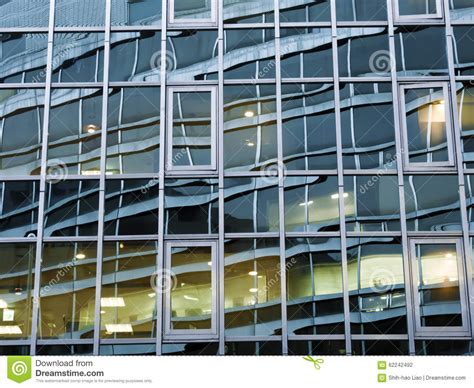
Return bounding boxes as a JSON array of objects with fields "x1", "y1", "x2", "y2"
[
  {"x1": 100, "y1": 297, "x2": 125, "y2": 307},
  {"x1": 244, "y1": 111, "x2": 255, "y2": 118},
  {"x1": 105, "y1": 324, "x2": 133, "y2": 333},
  {"x1": 331, "y1": 193, "x2": 349, "y2": 200}
]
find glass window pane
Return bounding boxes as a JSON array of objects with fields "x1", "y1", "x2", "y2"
[
  {"x1": 344, "y1": 175, "x2": 400, "y2": 232},
  {"x1": 450, "y1": 1, "x2": 474, "y2": 21},
  {"x1": 340, "y1": 83, "x2": 396, "y2": 169},
  {"x1": 101, "y1": 241, "x2": 158, "y2": 339},
  {"x1": 55, "y1": 0, "x2": 106, "y2": 27},
  {"x1": 166, "y1": 31, "x2": 218, "y2": 82},
  {"x1": 404, "y1": 175, "x2": 461, "y2": 231},
  {"x1": 416, "y1": 340, "x2": 471, "y2": 355},
  {"x1": 336, "y1": 0, "x2": 387, "y2": 21},
  {"x1": 280, "y1": 0, "x2": 331, "y2": 22},
  {"x1": 48, "y1": 89, "x2": 103, "y2": 175},
  {"x1": 53, "y1": 33, "x2": 105, "y2": 83},
  {"x1": 284, "y1": 176, "x2": 340, "y2": 232},
  {"x1": 104, "y1": 180, "x2": 159, "y2": 236},
  {"x1": 286, "y1": 238, "x2": 345, "y2": 335},
  {"x1": 170, "y1": 90, "x2": 213, "y2": 168},
  {"x1": 413, "y1": 242, "x2": 464, "y2": 328},
  {"x1": 224, "y1": 178, "x2": 279, "y2": 233},
  {"x1": 0, "y1": 181, "x2": 39, "y2": 238},
  {"x1": 0, "y1": 0, "x2": 49, "y2": 27},
  {"x1": 457, "y1": 82, "x2": 474, "y2": 166},
  {"x1": 352, "y1": 340, "x2": 409, "y2": 355},
  {"x1": 169, "y1": 245, "x2": 213, "y2": 331},
  {"x1": 164, "y1": 179, "x2": 218, "y2": 235},
  {"x1": 280, "y1": 28, "x2": 333, "y2": 78},
  {"x1": 0, "y1": 243, "x2": 35, "y2": 340},
  {"x1": 337, "y1": 29, "x2": 390, "y2": 77},
  {"x1": 0, "y1": 89, "x2": 45, "y2": 175},
  {"x1": 44, "y1": 180, "x2": 100, "y2": 237},
  {"x1": 223, "y1": 0, "x2": 274, "y2": 23},
  {"x1": 172, "y1": 0, "x2": 214, "y2": 22},
  {"x1": 399, "y1": 0, "x2": 439, "y2": 16},
  {"x1": 109, "y1": 32, "x2": 161, "y2": 82},
  {"x1": 106, "y1": 87, "x2": 160, "y2": 175},
  {"x1": 39, "y1": 242, "x2": 97, "y2": 339},
  {"x1": 347, "y1": 238, "x2": 407, "y2": 334},
  {"x1": 403, "y1": 86, "x2": 451, "y2": 165},
  {"x1": 224, "y1": 239, "x2": 281, "y2": 336},
  {"x1": 0, "y1": 33, "x2": 48, "y2": 84},
  {"x1": 282, "y1": 83, "x2": 337, "y2": 170},
  {"x1": 224, "y1": 29, "x2": 276, "y2": 79},
  {"x1": 395, "y1": 27, "x2": 448, "y2": 76},
  {"x1": 111, "y1": 0, "x2": 162, "y2": 26},
  {"x1": 224, "y1": 84, "x2": 277, "y2": 171}
]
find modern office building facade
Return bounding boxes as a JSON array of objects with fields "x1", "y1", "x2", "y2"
[{"x1": 0, "y1": 0, "x2": 474, "y2": 356}]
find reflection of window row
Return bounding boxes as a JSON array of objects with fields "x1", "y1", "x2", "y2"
[{"x1": 1, "y1": 174, "x2": 469, "y2": 237}]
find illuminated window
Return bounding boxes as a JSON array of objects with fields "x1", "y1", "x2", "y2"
[
  {"x1": 410, "y1": 239, "x2": 470, "y2": 336},
  {"x1": 400, "y1": 83, "x2": 455, "y2": 170},
  {"x1": 164, "y1": 241, "x2": 217, "y2": 340}
]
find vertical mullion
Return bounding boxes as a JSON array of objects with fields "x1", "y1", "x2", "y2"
[
  {"x1": 274, "y1": 0, "x2": 288, "y2": 355},
  {"x1": 387, "y1": 0, "x2": 416, "y2": 355},
  {"x1": 443, "y1": 0, "x2": 474, "y2": 340},
  {"x1": 331, "y1": 0, "x2": 352, "y2": 356},
  {"x1": 218, "y1": 0, "x2": 225, "y2": 355},
  {"x1": 92, "y1": 0, "x2": 111, "y2": 356},
  {"x1": 156, "y1": 0, "x2": 168, "y2": 356},
  {"x1": 29, "y1": 0, "x2": 56, "y2": 356}
]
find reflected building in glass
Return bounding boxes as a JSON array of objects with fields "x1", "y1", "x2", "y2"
[{"x1": 1, "y1": 0, "x2": 474, "y2": 356}]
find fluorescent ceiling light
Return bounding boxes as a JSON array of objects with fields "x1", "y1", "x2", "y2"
[
  {"x1": 298, "y1": 200, "x2": 314, "y2": 206},
  {"x1": 248, "y1": 271, "x2": 258, "y2": 276},
  {"x1": 75, "y1": 253, "x2": 86, "y2": 260},
  {"x1": 183, "y1": 295, "x2": 199, "y2": 301},
  {"x1": 101, "y1": 297, "x2": 125, "y2": 307},
  {"x1": 3, "y1": 309, "x2": 14, "y2": 322},
  {"x1": 0, "y1": 326, "x2": 22, "y2": 335},
  {"x1": 244, "y1": 111, "x2": 255, "y2": 118},
  {"x1": 105, "y1": 324, "x2": 133, "y2": 333},
  {"x1": 148, "y1": 292, "x2": 156, "y2": 298},
  {"x1": 249, "y1": 288, "x2": 258, "y2": 293}
]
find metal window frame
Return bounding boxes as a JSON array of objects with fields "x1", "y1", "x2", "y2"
[
  {"x1": 168, "y1": 0, "x2": 218, "y2": 27},
  {"x1": 409, "y1": 237, "x2": 470, "y2": 337},
  {"x1": 163, "y1": 240, "x2": 218, "y2": 340},
  {"x1": 393, "y1": 0, "x2": 444, "y2": 22},
  {"x1": 399, "y1": 82, "x2": 455, "y2": 171},
  {"x1": 165, "y1": 85, "x2": 218, "y2": 174}
]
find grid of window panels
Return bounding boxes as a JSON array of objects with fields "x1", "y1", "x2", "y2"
[{"x1": 0, "y1": 0, "x2": 474, "y2": 356}]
